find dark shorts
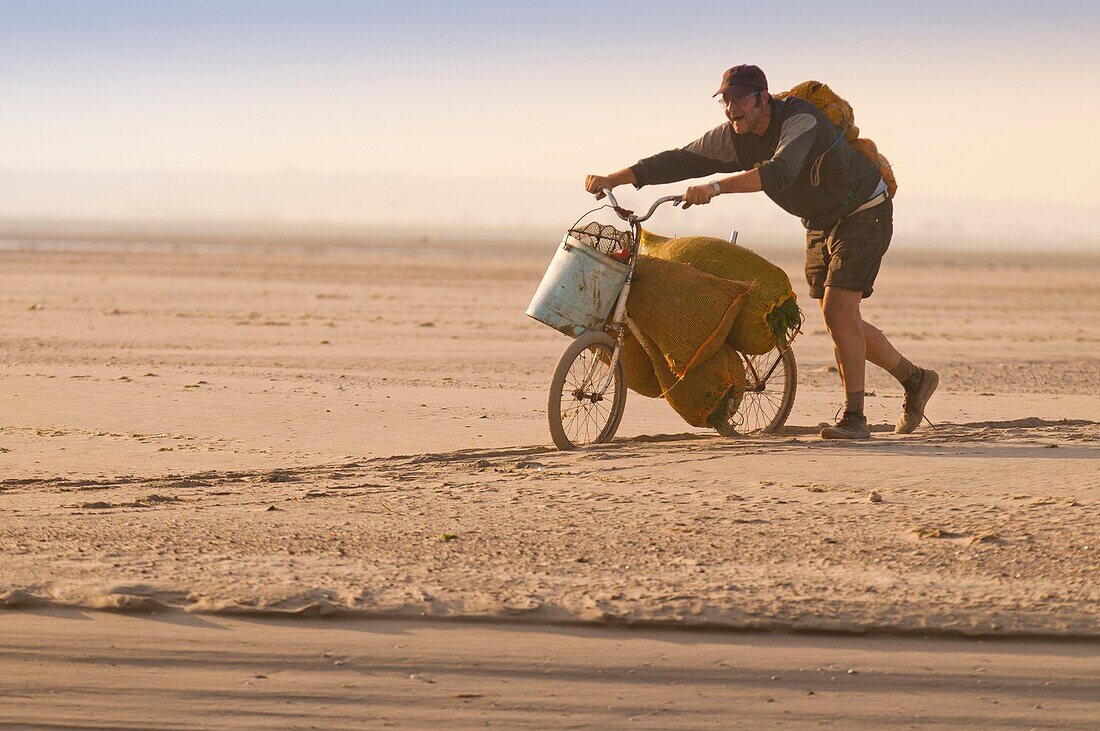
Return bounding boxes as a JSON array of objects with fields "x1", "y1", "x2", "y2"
[{"x1": 805, "y1": 198, "x2": 893, "y2": 299}]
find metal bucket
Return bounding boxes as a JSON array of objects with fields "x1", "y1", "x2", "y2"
[{"x1": 526, "y1": 234, "x2": 629, "y2": 337}]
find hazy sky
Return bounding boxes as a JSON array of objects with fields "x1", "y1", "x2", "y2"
[{"x1": 2, "y1": 1, "x2": 1098, "y2": 247}]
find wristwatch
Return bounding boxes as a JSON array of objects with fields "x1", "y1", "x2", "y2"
[{"x1": 710, "y1": 181, "x2": 722, "y2": 195}]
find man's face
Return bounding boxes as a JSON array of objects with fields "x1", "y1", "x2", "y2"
[{"x1": 723, "y1": 90, "x2": 766, "y2": 134}]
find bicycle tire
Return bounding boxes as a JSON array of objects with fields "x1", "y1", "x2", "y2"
[
  {"x1": 547, "y1": 331, "x2": 627, "y2": 450},
  {"x1": 713, "y1": 346, "x2": 797, "y2": 437}
]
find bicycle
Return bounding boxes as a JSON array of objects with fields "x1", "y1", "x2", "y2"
[{"x1": 528, "y1": 189, "x2": 797, "y2": 450}]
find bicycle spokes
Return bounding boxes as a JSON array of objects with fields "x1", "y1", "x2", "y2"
[
  {"x1": 559, "y1": 345, "x2": 618, "y2": 446},
  {"x1": 716, "y1": 348, "x2": 796, "y2": 436}
]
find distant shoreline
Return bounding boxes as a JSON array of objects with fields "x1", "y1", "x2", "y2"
[{"x1": 1, "y1": 218, "x2": 1098, "y2": 266}]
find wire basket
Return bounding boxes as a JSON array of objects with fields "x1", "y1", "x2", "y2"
[{"x1": 567, "y1": 221, "x2": 634, "y2": 257}]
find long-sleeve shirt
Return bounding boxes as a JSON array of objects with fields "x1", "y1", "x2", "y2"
[{"x1": 630, "y1": 96, "x2": 881, "y2": 232}]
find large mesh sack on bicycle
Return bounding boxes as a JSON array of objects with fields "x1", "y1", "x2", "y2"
[
  {"x1": 614, "y1": 256, "x2": 754, "y2": 427},
  {"x1": 640, "y1": 231, "x2": 801, "y2": 355},
  {"x1": 629, "y1": 256, "x2": 754, "y2": 377},
  {"x1": 629, "y1": 326, "x2": 747, "y2": 429}
]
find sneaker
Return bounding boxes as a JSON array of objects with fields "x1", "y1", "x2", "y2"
[
  {"x1": 820, "y1": 411, "x2": 871, "y2": 440},
  {"x1": 895, "y1": 368, "x2": 939, "y2": 434}
]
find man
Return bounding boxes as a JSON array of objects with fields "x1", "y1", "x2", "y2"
[{"x1": 585, "y1": 64, "x2": 937, "y2": 439}]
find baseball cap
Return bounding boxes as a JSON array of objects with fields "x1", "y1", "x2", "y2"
[{"x1": 714, "y1": 64, "x2": 768, "y2": 98}]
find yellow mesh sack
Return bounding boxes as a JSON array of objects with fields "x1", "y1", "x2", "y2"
[
  {"x1": 775, "y1": 80, "x2": 897, "y2": 197},
  {"x1": 619, "y1": 328, "x2": 662, "y2": 398},
  {"x1": 627, "y1": 255, "x2": 753, "y2": 377},
  {"x1": 850, "y1": 138, "x2": 897, "y2": 200},
  {"x1": 633, "y1": 328, "x2": 746, "y2": 428},
  {"x1": 640, "y1": 231, "x2": 797, "y2": 355},
  {"x1": 777, "y1": 80, "x2": 859, "y2": 141}
]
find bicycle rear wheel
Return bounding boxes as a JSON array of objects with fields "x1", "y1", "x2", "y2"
[
  {"x1": 713, "y1": 346, "x2": 797, "y2": 436},
  {"x1": 547, "y1": 331, "x2": 627, "y2": 450}
]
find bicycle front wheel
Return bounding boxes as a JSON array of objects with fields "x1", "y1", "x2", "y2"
[
  {"x1": 714, "y1": 346, "x2": 797, "y2": 436},
  {"x1": 547, "y1": 331, "x2": 627, "y2": 450}
]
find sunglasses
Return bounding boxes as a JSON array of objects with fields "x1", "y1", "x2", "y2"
[{"x1": 719, "y1": 90, "x2": 762, "y2": 109}]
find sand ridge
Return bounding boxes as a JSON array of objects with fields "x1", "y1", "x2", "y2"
[{"x1": 1, "y1": 418, "x2": 1096, "y2": 635}]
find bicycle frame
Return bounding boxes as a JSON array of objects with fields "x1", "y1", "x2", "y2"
[
  {"x1": 587, "y1": 189, "x2": 789, "y2": 400},
  {"x1": 742, "y1": 349, "x2": 786, "y2": 390},
  {"x1": 551, "y1": 188, "x2": 798, "y2": 444}
]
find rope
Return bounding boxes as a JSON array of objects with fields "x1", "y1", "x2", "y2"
[
  {"x1": 809, "y1": 131, "x2": 843, "y2": 188},
  {"x1": 625, "y1": 317, "x2": 684, "y2": 399}
]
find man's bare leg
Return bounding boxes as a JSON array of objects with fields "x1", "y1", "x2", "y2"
[
  {"x1": 819, "y1": 296, "x2": 903, "y2": 373},
  {"x1": 862, "y1": 320, "x2": 902, "y2": 371},
  {"x1": 818, "y1": 287, "x2": 938, "y2": 436},
  {"x1": 819, "y1": 287, "x2": 871, "y2": 438}
]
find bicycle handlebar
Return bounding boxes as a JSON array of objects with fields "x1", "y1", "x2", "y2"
[{"x1": 599, "y1": 188, "x2": 683, "y2": 224}]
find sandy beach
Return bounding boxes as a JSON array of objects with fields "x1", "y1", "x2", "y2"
[{"x1": 1, "y1": 244, "x2": 1098, "y2": 725}]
